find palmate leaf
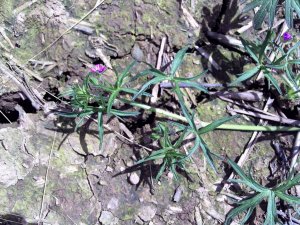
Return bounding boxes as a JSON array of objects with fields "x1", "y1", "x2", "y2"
[
  {"x1": 243, "y1": 0, "x2": 300, "y2": 29},
  {"x1": 226, "y1": 158, "x2": 266, "y2": 192},
  {"x1": 224, "y1": 192, "x2": 267, "y2": 225},
  {"x1": 226, "y1": 159, "x2": 300, "y2": 224}
]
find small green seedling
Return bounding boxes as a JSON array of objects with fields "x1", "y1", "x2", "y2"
[
  {"x1": 231, "y1": 30, "x2": 300, "y2": 96},
  {"x1": 242, "y1": 0, "x2": 300, "y2": 29},
  {"x1": 225, "y1": 158, "x2": 300, "y2": 225}
]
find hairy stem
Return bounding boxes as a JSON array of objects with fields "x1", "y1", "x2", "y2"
[{"x1": 120, "y1": 98, "x2": 300, "y2": 132}]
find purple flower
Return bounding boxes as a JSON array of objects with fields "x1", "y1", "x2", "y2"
[
  {"x1": 282, "y1": 32, "x2": 293, "y2": 42},
  {"x1": 90, "y1": 64, "x2": 106, "y2": 73}
]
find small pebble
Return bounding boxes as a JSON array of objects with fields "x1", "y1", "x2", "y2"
[
  {"x1": 131, "y1": 44, "x2": 144, "y2": 62},
  {"x1": 106, "y1": 166, "x2": 113, "y2": 172},
  {"x1": 99, "y1": 180, "x2": 108, "y2": 186},
  {"x1": 129, "y1": 172, "x2": 140, "y2": 185},
  {"x1": 173, "y1": 185, "x2": 184, "y2": 202}
]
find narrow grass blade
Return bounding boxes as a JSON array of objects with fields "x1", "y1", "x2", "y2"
[
  {"x1": 264, "y1": 72, "x2": 282, "y2": 95},
  {"x1": 275, "y1": 173, "x2": 300, "y2": 191},
  {"x1": 174, "y1": 70, "x2": 207, "y2": 81},
  {"x1": 132, "y1": 76, "x2": 166, "y2": 100},
  {"x1": 131, "y1": 68, "x2": 166, "y2": 82},
  {"x1": 268, "y1": 0, "x2": 278, "y2": 27},
  {"x1": 243, "y1": 0, "x2": 262, "y2": 12},
  {"x1": 107, "y1": 90, "x2": 119, "y2": 115},
  {"x1": 275, "y1": 191, "x2": 300, "y2": 204},
  {"x1": 173, "y1": 84, "x2": 196, "y2": 130},
  {"x1": 240, "y1": 206, "x2": 256, "y2": 224},
  {"x1": 171, "y1": 46, "x2": 189, "y2": 78},
  {"x1": 253, "y1": 1, "x2": 270, "y2": 29},
  {"x1": 111, "y1": 109, "x2": 140, "y2": 117},
  {"x1": 118, "y1": 60, "x2": 137, "y2": 87},
  {"x1": 293, "y1": 0, "x2": 300, "y2": 16},
  {"x1": 286, "y1": 0, "x2": 293, "y2": 28},
  {"x1": 178, "y1": 80, "x2": 208, "y2": 93},
  {"x1": 264, "y1": 191, "x2": 277, "y2": 225},
  {"x1": 197, "y1": 115, "x2": 238, "y2": 135},
  {"x1": 289, "y1": 59, "x2": 300, "y2": 64},
  {"x1": 156, "y1": 160, "x2": 167, "y2": 180},
  {"x1": 230, "y1": 66, "x2": 260, "y2": 86},
  {"x1": 120, "y1": 88, "x2": 152, "y2": 97},
  {"x1": 199, "y1": 137, "x2": 216, "y2": 172},
  {"x1": 241, "y1": 39, "x2": 259, "y2": 63},
  {"x1": 259, "y1": 30, "x2": 272, "y2": 62}
]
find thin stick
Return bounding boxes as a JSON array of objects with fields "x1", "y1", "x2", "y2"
[
  {"x1": 151, "y1": 37, "x2": 167, "y2": 104},
  {"x1": 290, "y1": 132, "x2": 300, "y2": 171},
  {"x1": 228, "y1": 107, "x2": 300, "y2": 126},
  {"x1": 38, "y1": 131, "x2": 57, "y2": 224},
  {"x1": 225, "y1": 97, "x2": 273, "y2": 188},
  {"x1": 25, "y1": 0, "x2": 105, "y2": 64},
  {"x1": 156, "y1": 37, "x2": 167, "y2": 70},
  {"x1": 0, "y1": 110, "x2": 12, "y2": 124}
]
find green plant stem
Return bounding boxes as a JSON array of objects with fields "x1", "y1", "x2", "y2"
[
  {"x1": 120, "y1": 98, "x2": 300, "y2": 132},
  {"x1": 282, "y1": 74, "x2": 300, "y2": 99}
]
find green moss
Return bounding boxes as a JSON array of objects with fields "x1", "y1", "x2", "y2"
[
  {"x1": 121, "y1": 206, "x2": 136, "y2": 220},
  {"x1": 12, "y1": 22, "x2": 41, "y2": 62},
  {"x1": 0, "y1": 0, "x2": 15, "y2": 22}
]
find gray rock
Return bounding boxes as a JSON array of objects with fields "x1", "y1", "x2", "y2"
[
  {"x1": 138, "y1": 205, "x2": 157, "y2": 222},
  {"x1": 99, "y1": 211, "x2": 119, "y2": 225},
  {"x1": 0, "y1": 128, "x2": 36, "y2": 187},
  {"x1": 131, "y1": 43, "x2": 144, "y2": 62},
  {"x1": 173, "y1": 185, "x2": 184, "y2": 202},
  {"x1": 101, "y1": 133, "x2": 118, "y2": 157},
  {"x1": 107, "y1": 197, "x2": 119, "y2": 210}
]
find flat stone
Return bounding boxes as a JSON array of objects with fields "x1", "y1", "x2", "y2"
[
  {"x1": 107, "y1": 197, "x2": 119, "y2": 210},
  {"x1": 138, "y1": 205, "x2": 157, "y2": 222},
  {"x1": 99, "y1": 211, "x2": 119, "y2": 225}
]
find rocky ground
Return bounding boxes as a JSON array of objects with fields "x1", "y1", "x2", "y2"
[{"x1": 0, "y1": 0, "x2": 297, "y2": 225}]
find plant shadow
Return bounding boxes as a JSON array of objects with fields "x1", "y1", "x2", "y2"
[
  {"x1": 0, "y1": 213, "x2": 38, "y2": 225},
  {"x1": 197, "y1": 0, "x2": 250, "y2": 85}
]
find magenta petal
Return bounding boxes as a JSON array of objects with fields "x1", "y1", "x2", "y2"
[
  {"x1": 90, "y1": 64, "x2": 106, "y2": 73},
  {"x1": 99, "y1": 65, "x2": 107, "y2": 73},
  {"x1": 282, "y1": 32, "x2": 293, "y2": 41}
]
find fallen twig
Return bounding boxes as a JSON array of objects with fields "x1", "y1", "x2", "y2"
[
  {"x1": 225, "y1": 97, "x2": 273, "y2": 189},
  {"x1": 290, "y1": 132, "x2": 300, "y2": 171},
  {"x1": 228, "y1": 107, "x2": 300, "y2": 126}
]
